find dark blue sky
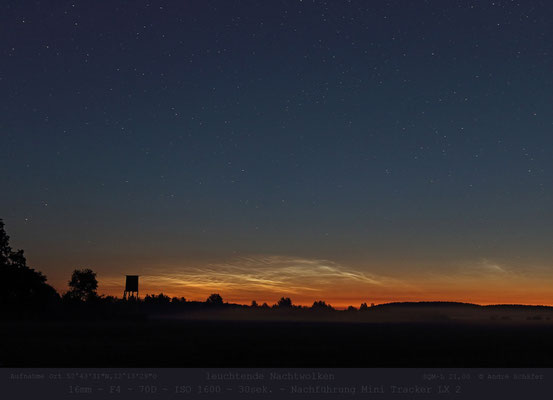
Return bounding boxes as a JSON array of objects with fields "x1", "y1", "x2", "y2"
[{"x1": 1, "y1": 1, "x2": 552, "y2": 303}]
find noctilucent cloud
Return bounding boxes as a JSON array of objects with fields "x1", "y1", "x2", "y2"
[{"x1": 1, "y1": 1, "x2": 552, "y2": 307}]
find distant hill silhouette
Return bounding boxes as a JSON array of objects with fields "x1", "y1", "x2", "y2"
[
  {"x1": 374, "y1": 301, "x2": 481, "y2": 308},
  {"x1": 373, "y1": 301, "x2": 553, "y2": 310}
]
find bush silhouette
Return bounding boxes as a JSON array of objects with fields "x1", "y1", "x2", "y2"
[
  {"x1": 311, "y1": 300, "x2": 334, "y2": 310},
  {"x1": 145, "y1": 293, "x2": 171, "y2": 304},
  {"x1": 172, "y1": 296, "x2": 186, "y2": 304}
]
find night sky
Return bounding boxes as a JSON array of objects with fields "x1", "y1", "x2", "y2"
[{"x1": 1, "y1": 0, "x2": 552, "y2": 307}]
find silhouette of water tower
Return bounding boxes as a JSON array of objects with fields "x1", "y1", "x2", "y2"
[{"x1": 123, "y1": 275, "x2": 139, "y2": 299}]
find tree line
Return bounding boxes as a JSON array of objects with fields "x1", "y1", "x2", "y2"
[{"x1": 0, "y1": 219, "x2": 374, "y2": 317}]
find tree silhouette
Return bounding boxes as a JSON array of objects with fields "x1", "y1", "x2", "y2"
[
  {"x1": 276, "y1": 297, "x2": 293, "y2": 308},
  {"x1": 0, "y1": 219, "x2": 59, "y2": 309},
  {"x1": 0, "y1": 219, "x2": 11, "y2": 266},
  {"x1": 206, "y1": 293, "x2": 223, "y2": 305},
  {"x1": 66, "y1": 268, "x2": 98, "y2": 302},
  {"x1": 251, "y1": 300, "x2": 259, "y2": 308},
  {"x1": 360, "y1": 302, "x2": 369, "y2": 311}
]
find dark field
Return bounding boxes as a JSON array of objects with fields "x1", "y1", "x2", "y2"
[{"x1": 3, "y1": 306, "x2": 553, "y2": 367}]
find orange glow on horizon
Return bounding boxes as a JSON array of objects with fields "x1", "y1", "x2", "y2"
[
  {"x1": 88, "y1": 286, "x2": 553, "y2": 309},
  {"x1": 43, "y1": 254, "x2": 553, "y2": 309}
]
